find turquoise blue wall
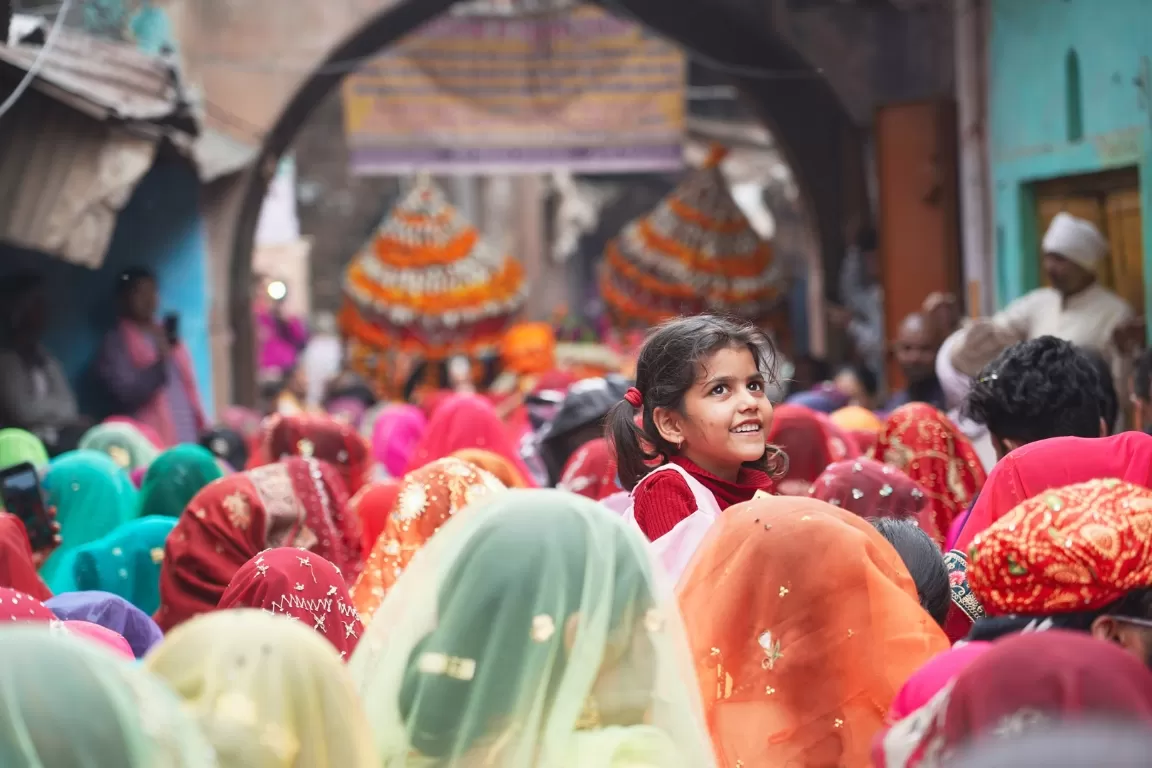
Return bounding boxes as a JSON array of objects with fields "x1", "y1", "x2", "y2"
[
  {"x1": 989, "y1": 0, "x2": 1152, "y2": 312},
  {"x1": 0, "y1": 158, "x2": 214, "y2": 418}
]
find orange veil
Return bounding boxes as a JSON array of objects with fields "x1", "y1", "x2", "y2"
[{"x1": 678, "y1": 496, "x2": 948, "y2": 767}]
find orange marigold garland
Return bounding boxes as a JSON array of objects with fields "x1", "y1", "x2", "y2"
[
  {"x1": 341, "y1": 179, "x2": 527, "y2": 395},
  {"x1": 600, "y1": 146, "x2": 785, "y2": 326}
]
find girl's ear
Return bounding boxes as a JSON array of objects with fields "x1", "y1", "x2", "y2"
[{"x1": 652, "y1": 406, "x2": 684, "y2": 448}]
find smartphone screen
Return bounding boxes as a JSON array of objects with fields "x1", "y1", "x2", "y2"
[
  {"x1": 0, "y1": 463, "x2": 52, "y2": 551},
  {"x1": 163, "y1": 313, "x2": 179, "y2": 345}
]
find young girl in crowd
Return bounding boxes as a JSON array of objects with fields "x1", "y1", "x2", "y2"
[{"x1": 606, "y1": 316, "x2": 779, "y2": 568}]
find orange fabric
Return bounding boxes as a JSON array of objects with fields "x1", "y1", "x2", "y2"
[
  {"x1": 678, "y1": 496, "x2": 949, "y2": 768},
  {"x1": 500, "y1": 323, "x2": 557, "y2": 376},
  {"x1": 872, "y1": 404, "x2": 986, "y2": 545},
  {"x1": 350, "y1": 458, "x2": 505, "y2": 622},
  {"x1": 969, "y1": 479, "x2": 1152, "y2": 616},
  {"x1": 830, "y1": 405, "x2": 884, "y2": 434},
  {"x1": 451, "y1": 449, "x2": 530, "y2": 488},
  {"x1": 347, "y1": 479, "x2": 402, "y2": 553}
]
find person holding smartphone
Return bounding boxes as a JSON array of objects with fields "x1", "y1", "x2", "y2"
[{"x1": 95, "y1": 268, "x2": 206, "y2": 447}]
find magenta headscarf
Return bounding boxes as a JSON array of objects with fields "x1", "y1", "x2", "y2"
[
  {"x1": 371, "y1": 404, "x2": 428, "y2": 477},
  {"x1": 63, "y1": 620, "x2": 135, "y2": 660},
  {"x1": 887, "y1": 641, "x2": 992, "y2": 721}
]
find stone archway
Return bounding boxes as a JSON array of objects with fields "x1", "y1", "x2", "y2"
[{"x1": 190, "y1": 0, "x2": 863, "y2": 402}]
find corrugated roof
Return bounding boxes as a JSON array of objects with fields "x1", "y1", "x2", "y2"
[{"x1": 0, "y1": 29, "x2": 184, "y2": 124}]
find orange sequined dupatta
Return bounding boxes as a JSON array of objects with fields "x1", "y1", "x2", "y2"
[
  {"x1": 678, "y1": 496, "x2": 948, "y2": 768},
  {"x1": 350, "y1": 457, "x2": 505, "y2": 622},
  {"x1": 872, "y1": 404, "x2": 986, "y2": 544}
]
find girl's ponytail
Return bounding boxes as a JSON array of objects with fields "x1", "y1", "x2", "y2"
[{"x1": 605, "y1": 396, "x2": 658, "y2": 491}]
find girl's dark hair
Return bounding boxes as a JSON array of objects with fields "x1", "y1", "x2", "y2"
[
  {"x1": 871, "y1": 518, "x2": 950, "y2": 627},
  {"x1": 605, "y1": 314, "x2": 780, "y2": 490}
]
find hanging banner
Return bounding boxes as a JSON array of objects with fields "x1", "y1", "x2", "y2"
[{"x1": 341, "y1": 4, "x2": 685, "y2": 175}]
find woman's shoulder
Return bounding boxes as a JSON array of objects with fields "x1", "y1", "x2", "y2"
[{"x1": 634, "y1": 463, "x2": 691, "y2": 494}]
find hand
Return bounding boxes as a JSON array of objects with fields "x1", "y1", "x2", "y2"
[
  {"x1": 1114, "y1": 316, "x2": 1146, "y2": 355},
  {"x1": 30, "y1": 507, "x2": 61, "y2": 568}
]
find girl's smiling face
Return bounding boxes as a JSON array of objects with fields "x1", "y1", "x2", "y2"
[{"x1": 653, "y1": 345, "x2": 774, "y2": 482}]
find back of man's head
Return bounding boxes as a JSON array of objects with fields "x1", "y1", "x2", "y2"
[{"x1": 963, "y1": 336, "x2": 1106, "y2": 447}]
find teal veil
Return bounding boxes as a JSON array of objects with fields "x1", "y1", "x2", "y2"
[
  {"x1": 349, "y1": 489, "x2": 715, "y2": 767},
  {"x1": 39, "y1": 451, "x2": 139, "y2": 593},
  {"x1": 137, "y1": 444, "x2": 225, "y2": 518},
  {"x1": 0, "y1": 625, "x2": 217, "y2": 766},
  {"x1": 71, "y1": 516, "x2": 177, "y2": 615}
]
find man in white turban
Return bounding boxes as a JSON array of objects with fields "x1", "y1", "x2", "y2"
[{"x1": 984, "y1": 212, "x2": 1134, "y2": 420}]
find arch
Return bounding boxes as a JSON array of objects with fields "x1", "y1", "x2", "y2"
[{"x1": 227, "y1": 0, "x2": 863, "y2": 403}]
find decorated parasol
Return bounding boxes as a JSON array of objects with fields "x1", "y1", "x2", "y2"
[
  {"x1": 600, "y1": 146, "x2": 785, "y2": 326},
  {"x1": 340, "y1": 178, "x2": 527, "y2": 396}
]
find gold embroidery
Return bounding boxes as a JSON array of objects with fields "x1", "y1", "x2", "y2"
[{"x1": 222, "y1": 492, "x2": 252, "y2": 531}]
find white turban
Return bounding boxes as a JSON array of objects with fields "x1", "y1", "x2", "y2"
[{"x1": 1041, "y1": 212, "x2": 1108, "y2": 272}]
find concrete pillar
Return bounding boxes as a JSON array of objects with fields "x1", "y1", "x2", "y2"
[{"x1": 954, "y1": 0, "x2": 996, "y2": 315}]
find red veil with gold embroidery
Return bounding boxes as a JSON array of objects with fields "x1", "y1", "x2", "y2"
[{"x1": 678, "y1": 496, "x2": 948, "y2": 767}]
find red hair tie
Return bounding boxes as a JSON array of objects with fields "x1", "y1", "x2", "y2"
[{"x1": 623, "y1": 387, "x2": 643, "y2": 408}]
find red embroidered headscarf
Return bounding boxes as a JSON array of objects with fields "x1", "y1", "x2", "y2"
[
  {"x1": 219, "y1": 548, "x2": 364, "y2": 659},
  {"x1": 155, "y1": 458, "x2": 361, "y2": 632},
  {"x1": 558, "y1": 438, "x2": 618, "y2": 501},
  {"x1": 810, "y1": 458, "x2": 931, "y2": 523},
  {"x1": 347, "y1": 479, "x2": 402, "y2": 553},
  {"x1": 0, "y1": 514, "x2": 51, "y2": 601},
  {"x1": 404, "y1": 393, "x2": 535, "y2": 484},
  {"x1": 953, "y1": 432, "x2": 1152, "y2": 552},
  {"x1": 872, "y1": 404, "x2": 986, "y2": 545},
  {"x1": 768, "y1": 404, "x2": 856, "y2": 490},
  {"x1": 249, "y1": 413, "x2": 373, "y2": 495}
]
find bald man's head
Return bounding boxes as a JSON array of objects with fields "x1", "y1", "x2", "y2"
[{"x1": 894, "y1": 312, "x2": 938, "y2": 385}]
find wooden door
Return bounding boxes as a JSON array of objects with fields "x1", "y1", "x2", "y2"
[
  {"x1": 875, "y1": 101, "x2": 961, "y2": 390},
  {"x1": 1033, "y1": 168, "x2": 1143, "y2": 314}
]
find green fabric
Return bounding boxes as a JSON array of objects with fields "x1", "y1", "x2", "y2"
[
  {"x1": 78, "y1": 423, "x2": 160, "y2": 473},
  {"x1": 0, "y1": 428, "x2": 49, "y2": 471},
  {"x1": 349, "y1": 489, "x2": 714, "y2": 767},
  {"x1": 39, "y1": 450, "x2": 139, "y2": 593},
  {"x1": 72, "y1": 516, "x2": 177, "y2": 615},
  {"x1": 0, "y1": 626, "x2": 217, "y2": 767},
  {"x1": 137, "y1": 444, "x2": 224, "y2": 518}
]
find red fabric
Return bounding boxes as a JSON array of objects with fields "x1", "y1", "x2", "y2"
[
  {"x1": 768, "y1": 404, "x2": 850, "y2": 483},
  {"x1": 118, "y1": 320, "x2": 206, "y2": 447},
  {"x1": 219, "y1": 547, "x2": 364, "y2": 658},
  {"x1": 876, "y1": 631, "x2": 1152, "y2": 768},
  {"x1": 405, "y1": 393, "x2": 536, "y2": 485},
  {"x1": 0, "y1": 514, "x2": 51, "y2": 601},
  {"x1": 155, "y1": 458, "x2": 360, "y2": 632},
  {"x1": 969, "y1": 478, "x2": 1152, "y2": 616},
  {"x1": 347, "y1": 479, "x2": 402, "y2": 552},
  {"x1": 558, "y1": 438, "x2": 618, "y2": 500},
  {"x1": 632, "y1": 456, "x2": 772, "y2": 540},
  {"x1": 872, "y1": 403, "x2": 987, "y2": 545},
  {"x1": 954, "y1": 432, "x2": 1152, "y2": 552},
  {"x1": 248, "y1": 413, "x2": 373, "y2": 495},
  {"x1": 849, "y1": 429, "x2": 878, "y2": 455},
  {"x1": 418, "y1": 389, "x2": 455, "y2": 420},
  {"x1": 809, "y1": 458, "x2": 931, "y2": 525},
  {"x1": 0, "y1": 587, "x2": 56, "y2": 622},
  {"x1": 533, "y1": 370, "x2": 577, "y2": 393}
]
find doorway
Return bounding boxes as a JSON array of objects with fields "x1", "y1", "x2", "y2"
[{"x1": 1032, "y1": 167, "x2": 1143, "y2": 314}]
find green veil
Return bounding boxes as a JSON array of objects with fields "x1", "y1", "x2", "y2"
[
  {"x1": 0, "y1": 428, "x2": 49, "y2": 471},
  {"x1": 137, "y1": 444, "x2": 225, "y2": 518},
  {"x1": 72, "y1": 516, "x2": 177, "y2": 615},
  {"x1": 39, "y1": 450, "x2": 139, "y2": 593},
  {"x1": 349, "y1": 489, "x2": 715, "y2": 767},
  {"x1": 78, "y1": 422, "x2": 160, "y2": 473},
  {"x1": 0, "y1": 625, "x2": 217, "y2": 766}
]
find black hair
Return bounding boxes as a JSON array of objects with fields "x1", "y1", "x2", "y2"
[
  {"x1": 199, "y1": 427, "x2": 248, "y2": 472},
  {"x1": 857, "y1": 227, "x2": 878, "y2": 253},
  {"x1": 970, "y1": 587, "x2": 1152, "y2": 642},
  {"x1": 605, "y1": 314, "x2": 780, "y2": 490},
  {"x1": 116, "y1": 266, "x2": 155, "y2": 297},
  {"x1": 963, "y1": 336, "x2": 1105, "y2": 445},
  {"x1": 1082, "y1": 348, "x2": 1118, "y2": 434},
  {"x1": 871, "y1": 518, "x2": 950, "y2": 627},
  {"x1": 1136, "y1": 348, "x2": 1152, "y2": 406},
  {"x1": 835, "y1": 362, "x2": 878, "y2": 397}
]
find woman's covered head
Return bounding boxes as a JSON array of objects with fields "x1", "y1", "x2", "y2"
[
  {"x1": 606, "y1": 314, "x2": 778, "y2": 488},
  {"x1": 117, "y1": 267, "x2": 158, "y2": 323}
]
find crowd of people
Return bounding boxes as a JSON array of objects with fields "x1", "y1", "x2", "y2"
[{"x1": 1, "y1": 212, "x2": 1152, "y2": 766}]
